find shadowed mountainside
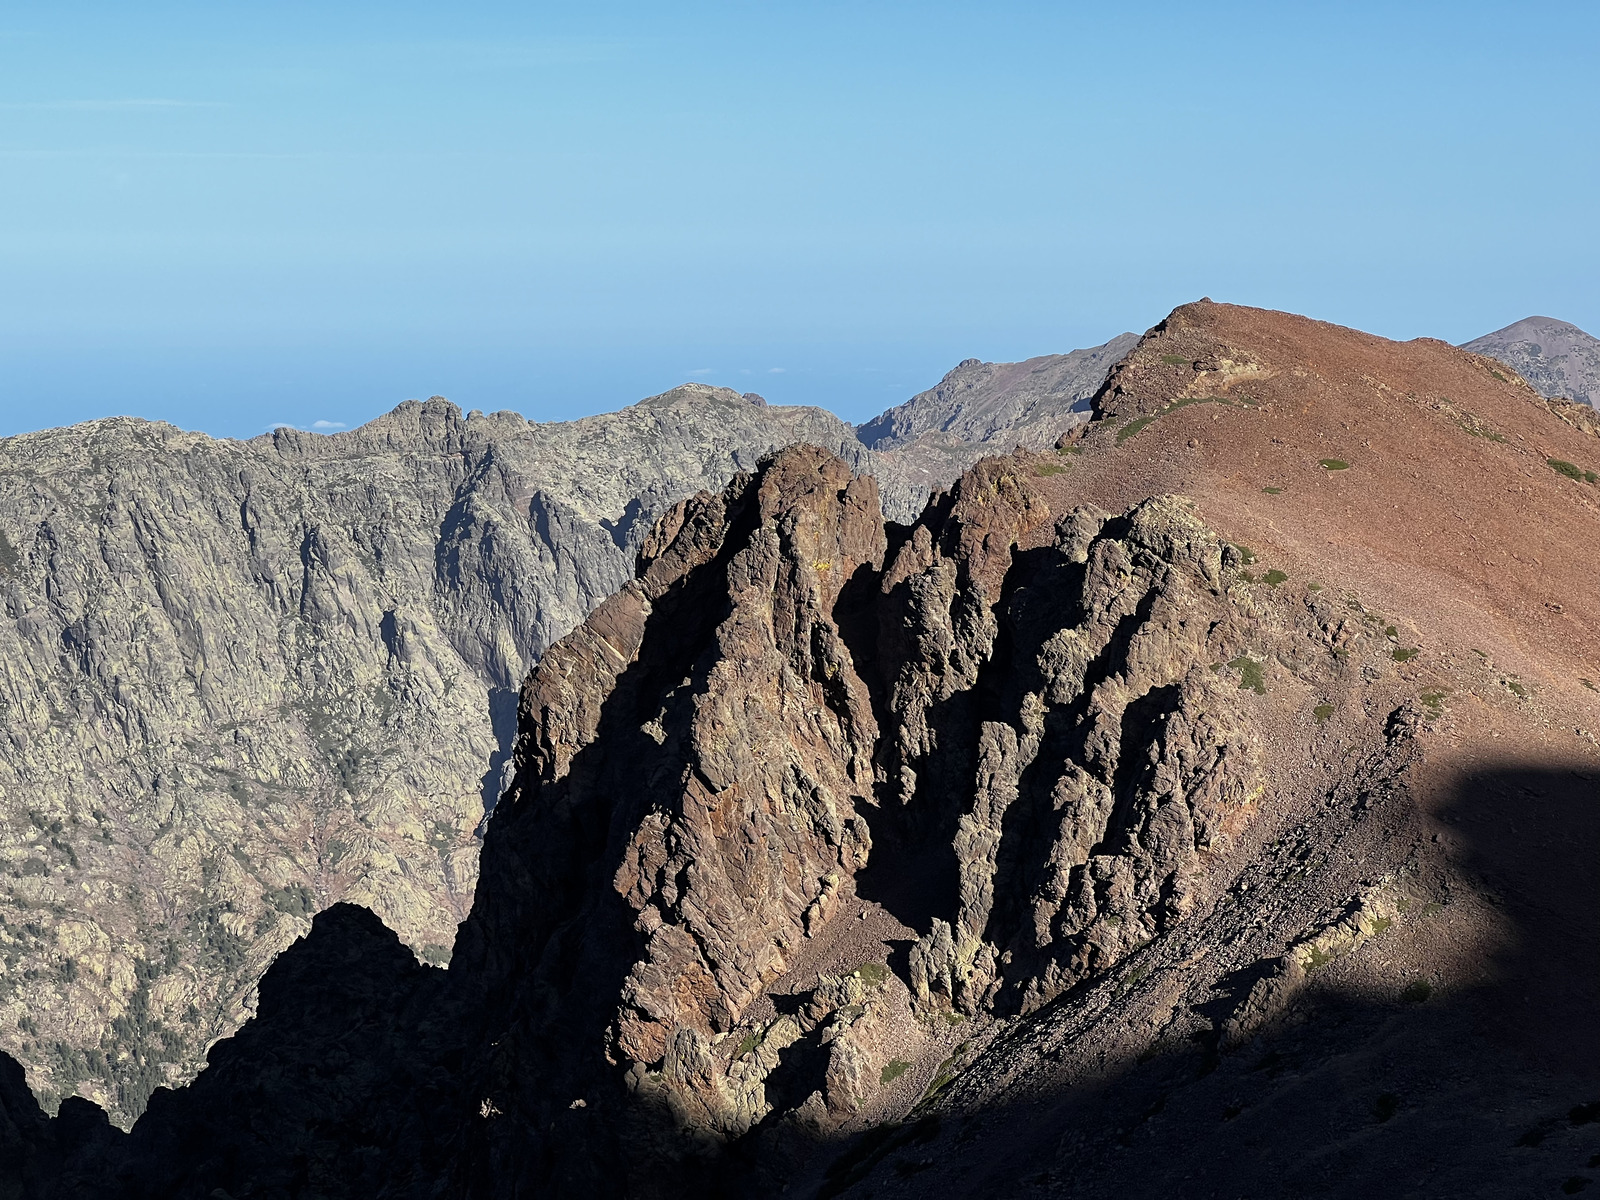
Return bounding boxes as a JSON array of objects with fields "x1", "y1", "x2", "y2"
[
  {"x1": 3, "y1": 300, "x2": 1599, "y2": 1197},
  {"x1": 0, "y1": 335, "x2": 1133, "y2": 1127}
]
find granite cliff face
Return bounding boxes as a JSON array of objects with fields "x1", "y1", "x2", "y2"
[
  {"x1": 0, "y1": 337, "x2": 1138, "y2": 1127},
  {"x1": 8, "y1": 302, "x2": 1600, "y2": 1199},
  {"x1": 0, "y1": 387, "x2": 869, "y2": 1123},
  {"x1": 1464, "y1": 315, "x2": 1600, "y2": 407}
]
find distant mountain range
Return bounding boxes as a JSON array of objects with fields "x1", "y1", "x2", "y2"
[
  {"x1": 1463, "y1": 315, "x2": 1600, "y2": 407},
  {"x1": 0, "y1": 308, "x2": 1590, "y2": 1136},
  {"x1": 11, "y1": 299, "x2": 1600, "y2": 1198}
]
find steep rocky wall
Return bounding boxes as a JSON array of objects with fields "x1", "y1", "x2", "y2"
[{"x1": 0, "y1": 389, "x2": 870, "y2": 1123}]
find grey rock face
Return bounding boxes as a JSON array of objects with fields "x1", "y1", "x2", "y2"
[
  {"x1": 859, "y1": 336, "x2": 1138, "y2": 520},
  {"x1": 1463, "y1": 315, "x2": 1600, "y2": 407},
  {"x1": 0, "y1": 387, "x2": 868, "y2": 1124}
]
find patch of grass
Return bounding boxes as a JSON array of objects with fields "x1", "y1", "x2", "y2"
[
  {"x1": 1313, "y1": 703, "x2": 1335, "y2": 724},
  {"x1": 942, "y1": 1011, "x2": 966, "y2": 1026},
  {"x1": 1234, "y1": 544, "x2": 1258, "y2": 565},
  {"x1": 1549, "y1": 458, "x2": 1600, "y2": 484},
  {"x1": 1400, "y1": 979, "x2": 1433, "y2": 1004},
  {"x1": 1507, "y1": 680, "x2": 1527, "y2": 698},
  {"x1": 736, "y1": 1030, "x2": 762, "y2": 1058},
  {"x1": 419, "y1": 943, "x2": 451, "y2": 967},
  {"x1": 1117, "y1": 416, "x2": 1156, "y2": 443},
  {"x1": 1239, "y1": 571, "x2": 1256, "y2": 584},
  {"x1": 1420, "y1": 690, "x2": 1446, "y2": 715},
  {"x1": 1160, "y1": 354, "x2": 1190, "y2": 366},
  {"x1": 1057, "y1": 445, "x2": 1082, "y2": 456},
  {"x1": 1319, "y1": 459, "x2": 1350, "y2": 471},
  {"x1": 1262, "y1": 569, "x2": 1288, "y2": 587},
  {"x1": 921, "y1": 1055, "x2": 959, "y2": 1102},
  {"x1": 1392, "y1": 647, "x2": 1419, "y2": 663},
  {"x1": 1307, "y1": 582, "x2": 1322, "y2": 592},
  {"x1": 1229, "y1": 656, "x2": 1267, "y2": 695},
  {"x1": 1033, "y1": 463, "x2": 1066, "y2": 477},
  {"x1": 881, "y1": 1059, "x2": 911, "y2": 1086},
  {"x1": 1490, "y1": 368, "x2": 1508, "y2": 383},
  {"x1": 853, "y1": 962, "x2": 889, "y2": 987},
  {"x1": 1262, "y1": 486, "x2": 1283, "y2": 495}
]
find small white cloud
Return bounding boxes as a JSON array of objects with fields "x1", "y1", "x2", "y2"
[
  {"x1": 311, "y1": 420, "x2": 345, "y2": 430},
  {"x1": 767, "y1": 367, "x2": 786, "y2": 374},
  {"x1": 687, "y1": 367, "x2": 715, "y2": 376}
]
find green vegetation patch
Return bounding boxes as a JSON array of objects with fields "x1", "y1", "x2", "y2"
[
  {"x1": 1117, "y1": 416, "x2": 1157, "y2": 443},
  {"x1": 853, "y1": 962, "x2": 889, "y2": 987},
  {"x1": 1319, "y1": 459, "x2": 1350, "y2": 471},
  {"x1": 1400, "y1": 979, "x2": 1433, "y2": 1004},
  {"x1": 880, "y1": 1059, "x2": 911, "y2": 1086},
  {"x1": 1581, "y1": 678, "x2": 1600, "y2": 693},
  {"x1": 1033, "y1": 463, "x2": 1066, "y2": 477},
  {"x1": 1262, "y1": 569, "x2": 1288, "y2": 587},
  {"x1": 736, "y1": 1030, "x2": 763, "y2": 1058},
  {"x1": 1420, "y1": 690, "x2": 1446, "y2": 715},
  {"x1": 1229, "y1": 656, "x2": 1267, "y2": 695},
  {"x1": 1262, "y1": 486, "x2": 1283, "y2": 495},
  {"x1": 1313, "y1": 703, "x2": 1335, "y2": 724},
  {"x1": 1392, "y1": 647, "x2": 1419, "y2": 663},
  {"x1": 1234, "y1": 544, "x2": 1258, "y2": 565},
  {"x1": 1160, "y1": 354, "x2": 1190, "y2": 366},
  {"x1": 1548, "y1": 458, "x2": 1600, "y2": 484}
]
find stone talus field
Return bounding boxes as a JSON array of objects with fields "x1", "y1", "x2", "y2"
[
  {"x1": 0, "y1": 387, "x2": 873, "y2": 1123},
  {"x1": 8, "y1": 300, "x2": 1600, "y2": 1198}
]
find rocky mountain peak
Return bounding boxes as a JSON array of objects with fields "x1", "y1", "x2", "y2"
[{"x1": 1464, "y1": 314, "x2": 1600, "y2": 407}]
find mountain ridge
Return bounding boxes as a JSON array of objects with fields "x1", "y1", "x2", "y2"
[{"x1": 5, "y1": 299, "x2": 1598, "y2": 1197}]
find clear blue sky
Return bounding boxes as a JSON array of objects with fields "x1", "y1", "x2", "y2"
[{"x1": 1, "y1": 1, "x2": 1595, "y2": 439}]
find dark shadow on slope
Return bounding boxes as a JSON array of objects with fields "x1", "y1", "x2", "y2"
[
  {"x1": 806, "y1": 761, "x2": 1600, "y2": 1200},
  {"x1": 477, "y1": 685, "x2": 520, "y2": 813}
]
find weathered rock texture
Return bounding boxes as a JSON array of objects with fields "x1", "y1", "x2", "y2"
[
  {"x1": 1464, "y1": 315, "x2": 1600, "y2": 407},
  {"x1": 8, "y1": 301, "x2": 1600, "y2": 1200},
  {"x1": 0, "y1": 387, "x2": 869, "y2": 1123}
]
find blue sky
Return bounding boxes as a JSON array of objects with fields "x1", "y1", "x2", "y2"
[{"x1": 1, "y1": 1, "x2": 1595, "y2": 439}]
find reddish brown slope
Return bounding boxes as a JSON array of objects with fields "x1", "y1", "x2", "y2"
[{"x1": 1040, "y1": 298, "x2": 1600, "y2": 721}]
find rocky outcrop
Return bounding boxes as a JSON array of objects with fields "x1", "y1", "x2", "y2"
[
  {"x1": 1464, "y1": 315, "x2": 1600, "y2": 407},
  {"x1": 0, "y1": 388, "x2": 869, "y2": 1123},
  {"x1": 0, "y1": 441, "x2": 1286, "y2": 1196}
]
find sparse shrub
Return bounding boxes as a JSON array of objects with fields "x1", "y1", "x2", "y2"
[
  {"x1": 853, "y1": 963, "x2": 889, "y2": 987},
  {"x1": 1229, "y1": 656, "x2": 1267, "y2": 695},
  {"x1": 1399, "y1": 979, "x2": 1432, "y2": 1004},
  {"x1": 1117, "y1": 417, "x2": 1156, "y2": 443},
  {"x1": 1549, "y1": 458, "x2": 1600, "y2": 484},
  {"x1": 1393, "y1": 648, "x2": 1419, "y2": 663},
  {"x1": 1319, "y1": 459, "x2": 1350, "y2": 471},
  {"x1": 1263, "y1": 486, "x2": 1283, "y2": 494},
  {"x1": 1160, "y1": 354, "x2": 1189, "y2": 366},
  {"x1": 1313, "y1": 703, "x2": 1334, "y2": 724},
  {"x1": 1262, "y1": 569, "x2": 1288, "y2": 587},
  {"x1": 1034, "y1": 463, "x2": 1066, "y2": 477},
  {"x1": 881, "y1": 1059, "x2": 911, "y2": 1086}
]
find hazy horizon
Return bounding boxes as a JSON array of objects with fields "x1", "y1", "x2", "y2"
[{"x1": 2, "y1": 1, "x2": 1596, "y2": 440}]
